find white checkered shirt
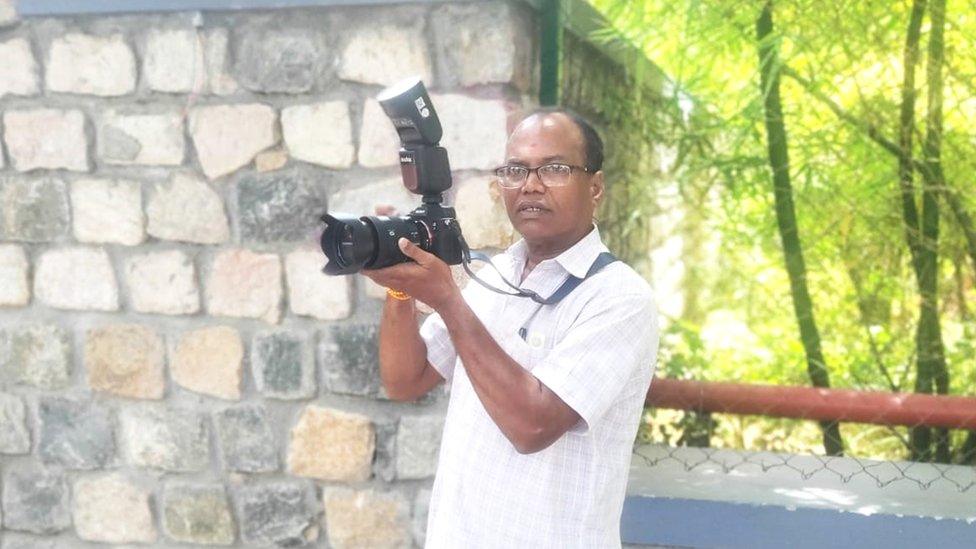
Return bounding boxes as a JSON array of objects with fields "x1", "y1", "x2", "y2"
[{"x1": 420, "y1": 227, "x2": 659, "y2": 548}]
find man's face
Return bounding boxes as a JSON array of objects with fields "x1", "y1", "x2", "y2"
[{"x1": 500, "y1": 113, "x2": 603, "y2": 249}]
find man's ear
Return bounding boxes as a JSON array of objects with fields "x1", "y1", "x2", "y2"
[{"x1": 591, "y1": 170, "x2": 605, "y2": 205}]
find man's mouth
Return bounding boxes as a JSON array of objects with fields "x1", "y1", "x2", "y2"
[{"x1": 517, "y1": 203, "x2": 548, "y2": 213}]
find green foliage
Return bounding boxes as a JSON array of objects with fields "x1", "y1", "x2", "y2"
[{"x1": 589, "y1": 0, "x2": 976, "y2": 461}]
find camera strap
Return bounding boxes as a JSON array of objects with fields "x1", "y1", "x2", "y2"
[
  {"x1": 541, "y1": 251, "x2": 618, "y2": 305},
  {"x1": 462, "y1": 247, "x2": 618, "y2": 306}
]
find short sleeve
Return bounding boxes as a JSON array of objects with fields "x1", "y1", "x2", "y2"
[
  {"x1": 531, "y1": 292, "x2": 658, "y2": 433},
  {"x1": 420, "y1": 311, "x2": 457, "y2": 381}
]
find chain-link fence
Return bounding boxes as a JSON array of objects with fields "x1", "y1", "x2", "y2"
[{"x1": 635, "y1": 376, "x2": 976, "y2": 491}]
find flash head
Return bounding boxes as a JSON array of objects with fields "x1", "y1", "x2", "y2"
[{"x1": 377, "y1": 76, "x2": 442, "y2": 146}]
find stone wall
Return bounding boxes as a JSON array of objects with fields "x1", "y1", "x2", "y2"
[{"x1": 0, "y1": 1, "x2": 534, "y2": 546}]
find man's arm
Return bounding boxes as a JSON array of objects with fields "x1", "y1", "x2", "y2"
[
  {"x1": 363, "y1": 238, "x2": 581, "y2": 454},
  {"x1": 376, "y1": 295, "x2": 444, "y2": 401},
  {"x1": 437, "y1": 294, "x2": 582, "y2": 454}
]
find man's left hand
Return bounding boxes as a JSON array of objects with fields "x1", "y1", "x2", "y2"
[{"x1": 362, "y1": 238, "x2": 461, "y2": 312}]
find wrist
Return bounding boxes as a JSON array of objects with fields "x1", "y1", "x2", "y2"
[{"x1": 436, "y1": 290, "x2": 467, "y2": 320}]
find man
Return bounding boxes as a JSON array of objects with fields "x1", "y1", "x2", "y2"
[{"x1": 362, "y1": 108, "x2": 659, "y2": 548}]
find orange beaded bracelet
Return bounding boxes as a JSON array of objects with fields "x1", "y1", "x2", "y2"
[{"x1": 386, "y1": 288, "x2": 411, "y2": 301}]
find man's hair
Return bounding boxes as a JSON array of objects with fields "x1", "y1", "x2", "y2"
[{"x1": 525, "y1": 107, "x2": 604, "y2": 172}]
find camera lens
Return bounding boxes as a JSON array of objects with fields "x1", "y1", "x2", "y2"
[
  {"x1": 320, "y1": 213, "x2": 429, "y2": 275},
  {"x1": 320, "y1": 214, "x2": 378, "y2": 275},
  {"x1": 338, "y1": 224, "x2": 357, "y2": 264},
  {"x1": 365, "y1": 216, "x2": 427, "y2": 270}
]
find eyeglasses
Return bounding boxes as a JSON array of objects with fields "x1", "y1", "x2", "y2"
[{"x1": 493, "y1": 163, "x2": 594, "y2": 189}]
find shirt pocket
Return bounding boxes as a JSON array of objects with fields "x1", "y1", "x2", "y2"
[{"x1": 503, "y1": 330, "x2": 552, "y2": 373}]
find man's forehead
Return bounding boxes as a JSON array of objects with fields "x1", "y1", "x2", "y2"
[{"x1": 506, "y1": 112, "x2": 585, "y2": 162}]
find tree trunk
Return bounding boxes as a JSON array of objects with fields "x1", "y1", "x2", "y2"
[
  {"x1": 896, "y1": 0, "x2": 935, "y2": 462},
  {"x1": 909, "y1": 0, "x2": 951, "y2": 463},
  {"x1": 756, "y1": 2, "x2": 843, "y2": 456},
  {"x1": 897, "y1": 0, "x2": 925, "y2": 276}
]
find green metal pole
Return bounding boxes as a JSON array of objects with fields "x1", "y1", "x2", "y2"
[{"x1": 539, "y1": 0, "x2": 561, "y2": 105}]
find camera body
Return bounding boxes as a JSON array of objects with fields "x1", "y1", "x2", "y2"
[{"x1": 320, "y1": 78, "x2": 466, "y2": 275}]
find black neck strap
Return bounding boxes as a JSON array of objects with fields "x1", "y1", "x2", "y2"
[
  {"x1": 462, "y1": 246, "x2": 618, "y2": 306},
  {"x1": 536, "y1": 251, "x2": 618, "y2": 305}
]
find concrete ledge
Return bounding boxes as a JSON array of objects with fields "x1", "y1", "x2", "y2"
[
  {"x1": 624, "y1": 445, "x2": 976, "y2": 549},
  {"x1": 17, "y1": 0, "x2": 447, "y2": 16}
]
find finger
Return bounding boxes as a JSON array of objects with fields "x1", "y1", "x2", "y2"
[
  {"x1": 398, "y1": 238, "x2": 433, "y2": 265},
  {"x1": 361, "y1": 263, "x2": 416, "y2": 286},
  {"x1": 374, "y1": 204, "x2": 397, "y2": 216}
]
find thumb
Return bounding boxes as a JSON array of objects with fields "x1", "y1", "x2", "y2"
[{"x1": 398, "y1": 238, "x2": 432, "y2": 265}]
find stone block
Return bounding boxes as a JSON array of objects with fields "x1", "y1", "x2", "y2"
[
  {"x1": 252, "y1": 331, "x2": 315, "y2": 400},
  {"x1": 189, "y1": 103, "x2": 277, "y2": 180},
  {"x1": 236, "y1": 482, "x2": 317, "y2": 546},
  {"x1": 0, "y1": 38, "x2": 39, "y2": 98},
  {"x1": 214, "y1": 404, "x2": 279, "y2": 472},
  {"x1": 34, "y1": 247, "x2": 118, "y2": 311},
  {"x1": 338, "y1": 25, "x2": 431, "y2": 86},
  {"x1": 0, "y1": 324, "x2": 71, "y2": 390},
  {"x1": 285, "y1": 248, "x2": 352, "y2": 320},
  {"x1": 364, "y1": 275, "x2": 390, "y2": 300},
  {"x1": 256, "y1": 148, "x2": 288, "y2": 172},
  {"x1": 322, "y1": 488, "x2": 411, "y2": 549},
  {"x1": 372, "y1": 419, "x2": 397, "y2": 482},
  {"x1": 329, "y1": 176, "x2": 418, "y2": 219},
  {"x1": 235, "y1": 30, "x2": 320, "y2": 93},
  {"x1": 146, "y1": 172, "x2": 229, "y2": 244},
  {"x1": 282, "y1": 102, "x2": 354, "y2": 169},
  {"x1": 206, "y1": 248, "x2": 282, "y2": 324},
  {"x1": 455, "y1": 175, "x2": 516, "y2": 249},
  {"x1": 162, "y1": 484, "x2": 236, "y2": 545},
  {"x1": 1, "y1": 469, "x2": 71, "y2": 534},
  {"x1": 287, "y1": 405, "x2": 374, "y2": 482},
  {"x1": 144, "y1": 29, "x2": 201, "y2": 93},
  {"x1": 0, "y1": 244, "x2": 29, "y2": 307},
  {"x1": 172, "y1": 325, "x2": 243, "y2": 400},
  {"x1": 38, "y1": 397, "x2": 115, "y2": 469},
  {"x1": 0, "y1": 393, "x2": 30, "y2": 454},
  {"x1": 318, "y1": 323, "x2": 380, "y2": 396},
  {"x1": 0, "y1": 534, "x2": 57, "y2": 549},
  {"x1": 120, "y1": 406, "x2": 209, "y2": 471},
  {"x1": 237, "y1": 171, "x2": 329, "y2": 245},
  {"x1": 413, "y1": 488, "x2": 431, "y2": 547},
  {"x1": 47, "y1": 33, "x2": 136, "y2": 96},
  {"x1": 70, "y1": 178, "x2": 145, "y2": 245},
  {"x1": 0, "y1": 176, "x2": 70, "y2": 242},
  {"x1": 3, "y1": 109, "x2": 88, "y2": 172},
  {"x1": 73, "y1": 474, "x2": 157, "y2": 543},
  {"x1": 125, "y1": 250, "x2": 200, "y2": 315},
  {"x1": 97, "y1": 110, "x2": 185, "y2": 166},
  {"x1": 358, "y1": 99, "x2": 399, "y2": 168},
  {"x1": 203, "y1": 28, "x2": 238, "y2": 95},
  {"x1": 432, "y1": 3, "x2": 532, "y2": 89},
  {"x1": 431, "y1": 93, "x2": 510, "y2": 170},
  {"x1": 85, "y1": 324, "x2": 165, "y2": 399},
  {"x1": 396, "y1": 415, "x2": 444, "y2": 480}
]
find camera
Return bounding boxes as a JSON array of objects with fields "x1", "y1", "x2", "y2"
[{"x1": 320, "y1": 78, "x2": 465, "y2": 275}]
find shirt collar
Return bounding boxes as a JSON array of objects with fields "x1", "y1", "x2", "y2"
[{"x1": 505, "y1": 224, "x2": 608, "y2": 279}]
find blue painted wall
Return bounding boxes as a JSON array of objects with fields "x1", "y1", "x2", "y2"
[{"x1": 622, "y1": 495, "x2": 976, "y2": 549}]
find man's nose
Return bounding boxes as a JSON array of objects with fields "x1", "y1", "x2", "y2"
[{"x1": 521, "y1": 169, "x2": 546, "y2": 194}]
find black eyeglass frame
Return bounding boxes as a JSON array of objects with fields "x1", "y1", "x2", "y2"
[{"x1": 492, "y1": 162, "x2": 597, "y2": 188}]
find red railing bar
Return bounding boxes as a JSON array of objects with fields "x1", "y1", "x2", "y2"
[{"x1": 646, "y1": 377, "x2": 976, "y2": 430}]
